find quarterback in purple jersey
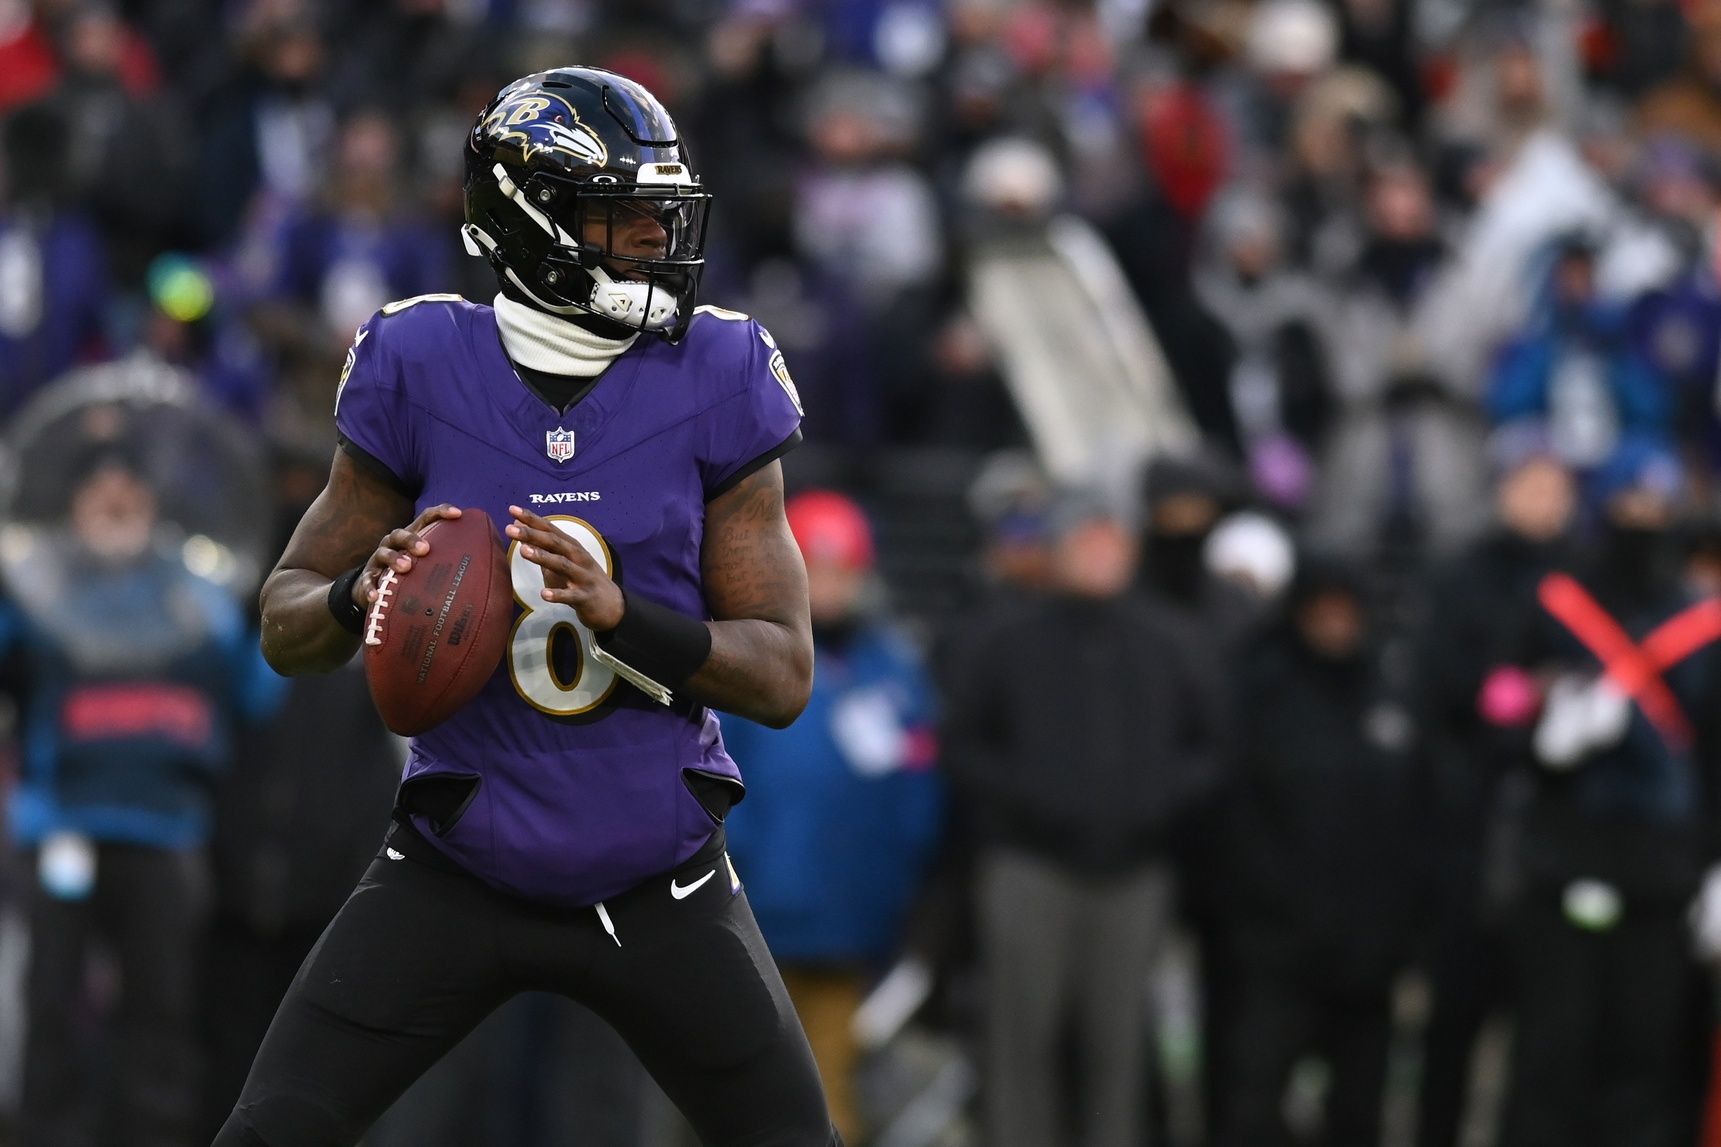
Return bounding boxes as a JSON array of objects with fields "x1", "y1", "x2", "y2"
[{"x1": 215, "y1": 68, "x2": 838, "y2": 1147}]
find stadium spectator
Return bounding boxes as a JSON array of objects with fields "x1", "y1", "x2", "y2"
[
  {"x1": 1496, "y1": 440, "x2": 1720, "y2": 1147},
  {"x1": 1190, "y1": 188, "x2": 1335, "y2": 510},
  {"x1": 46, "y1": 4, "x2": 190, "y2": 288},
  {"x1": 0, "y1": 102, "x2": 109, "y2": 423},
  {"x1": 5, "y1": 444, "x2": 279, "y2": 1147},
  {"x1": 1214, "y1": 559, "x2": 1426, "y2": 1147},
  {"x1": 942, "y1": 493, "x2": 1226, "y2": 1147},
  {"x1": 1487, "y1": 236, "x2": 1677, "y2": 484},
  {"x1": 958, "y1": 136, "x2": 1198, "y2": 487},
  {"x1": 723, "y1": 490, "x2": 943, "y2": 1143},
  {"x1": 793, "y1": 72, "x2": 943, "y2": 319},
  {"x1": 1415, "y1": 429, "x2": 1581, "y2": 1147},
  {"x1": 1637, "y1": 0, "x2": 1721, "y2": 159},
  {"x1": 241, "y1": 106, "x2": 448, "y2": 440},
  {"x1": 195, "y1": 5, "x2": 333, "y2": 249},
  {"x1": 1624, "y1": 142, "x2": 1721, "y2": 464},
  {"x1": 1306, "y1": 153, "x2": 1492, "y2": 566}
]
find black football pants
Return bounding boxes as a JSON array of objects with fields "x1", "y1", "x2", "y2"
[{"x1": 212, "y1": 822, "x2": 840, "y2": 1147}]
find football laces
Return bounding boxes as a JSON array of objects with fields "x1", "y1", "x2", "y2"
[{"x1": 364, "y1": 568, "x2": 399, "y2": 647}]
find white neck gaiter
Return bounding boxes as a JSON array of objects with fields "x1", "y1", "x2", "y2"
[{"x1": 493, "y1": 292, "x2": 637, "y2": 378}]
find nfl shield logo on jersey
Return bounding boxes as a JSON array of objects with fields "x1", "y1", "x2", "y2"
[{"x1": 545, "y1": 427, "x2": 576, "y2": 463}]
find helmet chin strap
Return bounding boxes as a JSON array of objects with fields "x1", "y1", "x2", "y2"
[{"x1": 463, "y1": 222, "x2": 587, "y2": 317}]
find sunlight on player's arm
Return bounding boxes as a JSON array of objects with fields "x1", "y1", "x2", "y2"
[{"x1": 687, "y1": 461, "x2": 813, "y2": 728}]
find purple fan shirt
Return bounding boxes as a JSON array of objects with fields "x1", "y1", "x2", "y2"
[{"x1": 335, "y1": 296, "x2": 802, "y2": 907}]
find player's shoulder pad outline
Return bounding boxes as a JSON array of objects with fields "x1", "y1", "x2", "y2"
[
  {"x1": 337, "y1": 293, "x2": 474, "y2": 412},
  {"x1": 688, "y1": 304, "x2": 802, "y2": 416}
]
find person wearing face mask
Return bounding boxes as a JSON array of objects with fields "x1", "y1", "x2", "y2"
[
  {"x1": 721, "y1": 490, "x2": 943, "y2": 1145},
  {"x1": 1139, "y1": 453, "x2": 1262, "y2": 651},
  {"x1": 1493, "y1": 439, "x2": 1721, "y2": 1147},
  {"x1": 1213, "y1": 561, "x2": 1425, "y2": 1147},
  {"x1": 2, "y1": 442, "x2": 282, "y2": 1147},
  {"x1": 1135, "y1": 453, "x2": 1259, "y2": 1134},
  {"x1": 1413, "y1": 426, "x2": 1579, "y2": 1147}
]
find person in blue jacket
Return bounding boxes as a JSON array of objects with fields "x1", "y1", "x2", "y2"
[
  {"x1": 1487, "y1": 235, "x2": 1676, "y2": 486},
  {"x1": 723, "y1": 489, "x2": 943, "y2": 1145},
  {"x1": 2, "y1": 443, "x2": 280, "y2": 1147}
]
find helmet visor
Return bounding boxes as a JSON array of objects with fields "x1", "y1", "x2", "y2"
[{"x1": 573, "y1": 188, "x2": 712, "y2": 270}]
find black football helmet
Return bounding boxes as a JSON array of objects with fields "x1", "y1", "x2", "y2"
[{"x1": 462, "y1": 67, "x2": 712, "y2": 341}]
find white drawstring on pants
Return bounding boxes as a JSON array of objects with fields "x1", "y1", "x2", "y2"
[{"x1": 595, "y1": 901, "x2": 620, "y2": 947}]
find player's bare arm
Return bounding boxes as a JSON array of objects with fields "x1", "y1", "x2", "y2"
[
  {"x1": 688, "y1": 461, "x2": 814, "y2": 726},
  {"x1": 508, "y1": 460, "x2": 812, "y2": 727},
  {"x1": 259, "y1": 450, "x2": 461, "y2": 675}
]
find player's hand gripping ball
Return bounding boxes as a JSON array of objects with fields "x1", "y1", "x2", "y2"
[{"x1": 360, "y1": 506, "x2": 512, "y2": 735}]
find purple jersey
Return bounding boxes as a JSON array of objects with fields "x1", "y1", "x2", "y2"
[{"x1": 334, "y1": 295, "x2": 802, "y2": 907}]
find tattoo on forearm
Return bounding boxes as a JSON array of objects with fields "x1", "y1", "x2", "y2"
[{"x1": 687, "y1": 462, "x2": 812, "y2": 726}]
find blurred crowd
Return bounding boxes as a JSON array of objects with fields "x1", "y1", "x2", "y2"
[{"x1": 11, "y1": 0, "x2": 1721, "y2": 1144}]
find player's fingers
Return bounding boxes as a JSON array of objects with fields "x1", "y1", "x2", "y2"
[
  {"x1": 507, "y1": 504, "x2": 553, "y2": 531},
  {"x1": 409, "y1": 504, "x2": 463, "y2": 535},
  {"x1": 510, "y1": 523, "x2": 596, "y2": 562},
  {"x1": 518, "y1": 544, "x2": 592, "y2": 582},
  {"x1": 357, "y1": 562, "x2": 393, "y2": 605},
  {"x1": 503, "y1": 519, "x2": 556, "y2": 547},
  {"x1": 373, "y1": 539, "x2": 415, "y2": 573},
  {"x1": 393, "y1": 509, "x2": 455, "y2": 557}
]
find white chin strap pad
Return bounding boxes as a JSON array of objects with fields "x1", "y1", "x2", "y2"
[{"x1": 587, "y1": 264, "x2": 678, "y2": 331}]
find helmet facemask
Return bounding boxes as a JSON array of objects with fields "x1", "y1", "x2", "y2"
[{"x1": 464, "y1": 162, "x2": 712, "y2": 341}]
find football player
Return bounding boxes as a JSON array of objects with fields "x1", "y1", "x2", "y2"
[{"x1": 214, "y1": 68, "x2": 836, "y2": 1146}]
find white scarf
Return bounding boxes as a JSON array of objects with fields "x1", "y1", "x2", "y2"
[{"x1": 493, "y1": 292, "x2": 636, "y2": 378}]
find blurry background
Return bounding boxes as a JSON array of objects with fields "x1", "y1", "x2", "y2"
[{"x1": 7, "y1": 0, "x2": 1721, "y2": 1144}]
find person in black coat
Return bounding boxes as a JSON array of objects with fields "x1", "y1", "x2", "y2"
[
  {"x1": 1413, "y1": 432, "x2": 1579, "y2": 1147},
  {"x1": 1216, "y1": 560, "x2": 1427, "y2": 1147},
  {"x1": 1494, "y1": 440, "x2": 1721, "y2": 1147},
  {"x1": 943, "y1": 493, "x2": 1227, "y2": 1147}
]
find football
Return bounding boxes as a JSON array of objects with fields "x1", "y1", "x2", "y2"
[{"x1": 362, "y1": 508, "x2": 513, "y2": 736}]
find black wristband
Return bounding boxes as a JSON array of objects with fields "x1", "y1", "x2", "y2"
[
  {"x1": 327, "y1": 566, "x2": 368, "y2": 636},
  {"x1": 593, "y1": 591, "x2": 712, "y2": 690}
]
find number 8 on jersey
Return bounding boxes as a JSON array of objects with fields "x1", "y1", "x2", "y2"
[{"x1": 508, "y1": 517, "x2": 619, "y2": 715}]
